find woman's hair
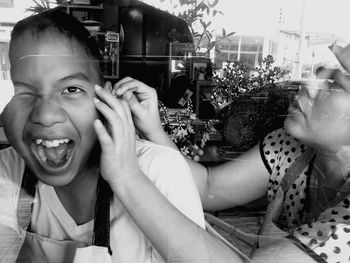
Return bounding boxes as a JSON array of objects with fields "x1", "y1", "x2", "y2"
[{"x1": 9, "y1": 8, "x2": 102, "y2": 78}]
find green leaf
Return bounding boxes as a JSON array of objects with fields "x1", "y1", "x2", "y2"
[
  {"x1": 210, "y1": 0, "x2": 219, "y2": 8},
  {"x1": 222, "y1": 28, "x2": 226, "y2": 37},
  {"x1": 200, "y1": 19, "x2": 207, "y2": 29},
  {"x1": 32, "y1": 0, "x2": 43, "y2": 6},
  {"x1": 207, "y1": 42, "x2": 216, "y2": 50},
  {"x1": 226, "y1": 32, "x2": 235, "y2": 38}
]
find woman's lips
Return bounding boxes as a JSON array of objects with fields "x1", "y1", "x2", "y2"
[{"x1": 288, "y1": 101, "x2": 305, "y2": 116}]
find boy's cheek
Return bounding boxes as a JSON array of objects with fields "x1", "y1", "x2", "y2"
[{"x1": 1, "y1": 98, "x2": 29, "y2": 146}]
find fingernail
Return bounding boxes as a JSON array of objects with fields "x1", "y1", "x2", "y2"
[
  {"x1": 93, "y1": 97, "x2": 100, "y2": 104},
  {"x1": 95, "y1": 84, "x2": 102, "y2": 91}
]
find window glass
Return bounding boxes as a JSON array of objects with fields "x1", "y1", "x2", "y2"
[
  {"x1": 240, "y1": 44, "x2": 259, "y2": 52},
  {"x1": 221, "y1": 44, "x2": 229, "y2": 50},
  {"x1": 0, "y1": 0, "x2": 13, "y2": 8},
  {"x1": 2, "y1": 4, "x2": 350, "y2": 263}
]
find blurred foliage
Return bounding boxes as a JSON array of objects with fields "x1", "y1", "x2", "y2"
[
  {"x1": 212, "y1": 56, "x2": 293, "y2": 151},
  {"x1": 29, "y1": 0, "x2": 235, "y2": 57},
  {"x1": 26, "y1": 0, "x2": 67, "y2": 13},
  {"x1": 150, "y1": 0, "x2": 235, "y2": 56},
  {"x1": 158, "y1": 99, "x2": 210, "y2": 161},
  {"x1": 211, "y1": 55, "x2": 290, "y2": 107}
]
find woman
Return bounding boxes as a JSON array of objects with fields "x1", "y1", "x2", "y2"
[{"x1": 111, "y1": 44, "x2": 350, "y2": 262}]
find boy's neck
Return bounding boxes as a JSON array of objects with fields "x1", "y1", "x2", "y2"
[{"x1": 54, "y1": 165, "x2": 99, "y2": 225}]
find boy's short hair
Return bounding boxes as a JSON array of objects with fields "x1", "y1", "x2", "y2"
[{"x1": 9, "y1": 8, "x2": 101, "y2": 77}]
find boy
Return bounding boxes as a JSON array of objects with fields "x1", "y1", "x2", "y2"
[{"x1": 0, "y1": 9, "x2": 204, "y2": 262}]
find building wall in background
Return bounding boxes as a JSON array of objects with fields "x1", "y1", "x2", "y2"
[{"x1": 0, "y1": 0, "x2": 31, "y2": 112}]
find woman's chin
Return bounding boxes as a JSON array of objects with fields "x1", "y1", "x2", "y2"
[
  {"x1": 284, "y1": 118, "x2": 305, "y2": 141},
  {"x1": 284, "y1": 117, "x2": 295, "y2": 134}
]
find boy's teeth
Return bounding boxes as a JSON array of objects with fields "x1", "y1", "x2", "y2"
[
  {"x1": 35, "y1": 139, "x2": 70, "y2": 148},
  {"x1": 34, "y1": 138, "x2": 73, "y2": 167}
]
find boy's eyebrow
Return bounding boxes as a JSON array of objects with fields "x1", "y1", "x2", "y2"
[
  {"x1": 12, "y1": 81, "x2": 35, "y2": 88},
  {"x1": 59, "y1": 73, "x2": 90, "y2": 82}
]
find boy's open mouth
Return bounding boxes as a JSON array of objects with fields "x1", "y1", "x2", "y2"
[{"x1": 32, "y1": 138, "x2": 74, "y2": 168}]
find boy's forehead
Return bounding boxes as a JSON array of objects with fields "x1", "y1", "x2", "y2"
[{"x1": 11, "y1": 31, "x2": 86, "y2": 61}]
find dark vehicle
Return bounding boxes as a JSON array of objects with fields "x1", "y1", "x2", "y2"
[
  {"x1": 222, "y1": 81, "x2": 300, "y2": 151},
  {"x1": 103, "y1": 0, "x2": 194, "y2": 91}
]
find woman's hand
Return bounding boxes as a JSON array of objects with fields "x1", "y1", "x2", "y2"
[
  {"x1": 93, "y1": 84, "x2": 142, "y2": 189},
  {"x1": 106, "y1": 77, "x2": 164, "y2": 140},
  {"x1": 329, "y1": 43, "x2": 350, "y2": 74}
]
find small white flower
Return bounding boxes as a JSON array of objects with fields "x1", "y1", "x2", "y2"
[
  {"x1": 177, "y1": 128, "x2": 188, "y2": 138},
  {"x1": 180, "y1": 146, "x2": 189, "y2": 156},
  {"x1": 187, "y1": 124, "x2": 194, "y2": 133}
]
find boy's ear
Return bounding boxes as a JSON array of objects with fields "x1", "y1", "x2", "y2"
[{"x1": 103, "y1": 81, "x2": 113, "y2": 93}]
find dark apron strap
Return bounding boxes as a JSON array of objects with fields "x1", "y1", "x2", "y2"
[
  {"x1": 18, "y1": 166, "x2": 113, "y2": 255},
  {"x1": 93, "y1": 175, "x2": 113, "y2": 255}
]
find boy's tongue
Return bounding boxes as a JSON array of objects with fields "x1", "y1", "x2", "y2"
[{"x1": 42, "y1": 143, "x2": 69, "y2": 166}]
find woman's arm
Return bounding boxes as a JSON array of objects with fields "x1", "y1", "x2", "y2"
[
  {"x1": 203, "y1": 144, "x2": 270, "y2": 211},
  {"x1": 95, "y1": 81, "x2": 315, "y2": 263},
  {"x1": 253, "y1": 239, "x2": 317, "y2": 263},
  {"x1": 93, "y1": 84, "x2": 243, "y2": 262},
  {"x1": 114, "y1": 78, "x2": 270, "y2": 211}
]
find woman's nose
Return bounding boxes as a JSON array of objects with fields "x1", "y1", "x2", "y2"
[
  {"x1": 299, "y1": 82, "x2": 320, "y2": 99},
  {"x1": 29, "y1": 97, "x2": 66, "y2": 127}
]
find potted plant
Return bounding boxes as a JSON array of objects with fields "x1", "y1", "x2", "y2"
[{"x1": 211, "y1": 55, "x2": 290, "y2": 151}]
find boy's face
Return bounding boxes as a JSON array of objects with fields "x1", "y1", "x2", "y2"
[{"x1": 2, "y1": 31, "x2": 101, "y2": 186}]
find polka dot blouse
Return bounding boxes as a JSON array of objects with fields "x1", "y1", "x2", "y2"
[{"x1": 261, "y1": 128, "x2": 350, "y2": 263}]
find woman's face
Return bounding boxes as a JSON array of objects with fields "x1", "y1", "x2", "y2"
[
  {"x1": 1, "y1": 31, "x2": 101, "y2": 187},
  {"x1": 285, "y1": 75, "x2": 350, "y2": 151}
]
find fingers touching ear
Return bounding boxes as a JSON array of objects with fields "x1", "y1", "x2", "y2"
[{"x1": 104, "y1": 81, "x2": 113, "y2": 93}]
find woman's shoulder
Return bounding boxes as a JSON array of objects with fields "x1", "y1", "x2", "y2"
[
  {"x1": 262, "y1": 128, "x2": 301, "y2": 150},
  {"x1": 261, "y1": 128, "x2": 306, "y2": 170}
]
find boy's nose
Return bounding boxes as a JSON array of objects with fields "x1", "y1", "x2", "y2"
[{"x1": 29, "y1": 97, "x2": 67, "y2": 127}]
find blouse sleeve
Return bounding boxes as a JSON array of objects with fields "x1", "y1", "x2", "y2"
[{"x1": 259, "y1": 128, "x2": 289, "y2": 175}]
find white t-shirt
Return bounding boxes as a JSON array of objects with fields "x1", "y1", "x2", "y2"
[{"x1": 0, "y1": 139, "x2": 205, "y2": 263}]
